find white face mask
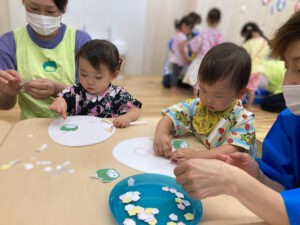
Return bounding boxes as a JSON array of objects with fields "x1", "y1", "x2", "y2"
[
  {"x1": 26, "y1": 12, "x2": 61, "y2": 36},
  {"x1": 282, "y1": 84, "x2": 300, "y2": 115}
]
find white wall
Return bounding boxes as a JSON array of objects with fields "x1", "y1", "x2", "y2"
[
  {"x1": 6, "y1": 0, "x2": 297, "y2": 75},
  {"x1": 8, "y1": 0, "x2": 147, "y2": 75},
  {"x1": 63, "y1": 0, "x2": 147, "y2": 75},
  {"x1": 194, "y1": 0, "x2": 295, "y2": 44}
]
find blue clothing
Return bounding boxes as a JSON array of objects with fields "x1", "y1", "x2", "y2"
[
  {"x1": 0, "y1": 23, "x2": 91, "y2": 81},
  {"x1": 257, "y1": 109, "x2": 300, "y2": 225}
]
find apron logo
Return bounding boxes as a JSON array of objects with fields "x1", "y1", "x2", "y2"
[{"x1": 43, "y1": 60, "x2": 57, "y2": 72}]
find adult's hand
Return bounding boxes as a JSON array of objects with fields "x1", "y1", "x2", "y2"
[
  {"x1": 174, "y1": 158, "x2": 232, "y2": 199},
  {"x1": 23, "y1": 78, "x2": 57, "y2": 99},
  {"x1": 215, "y1": 152, "x2": 260, "y2": 179},
  {"x1": 0, "y1": 70, "x2": 22, "y2": 96}
]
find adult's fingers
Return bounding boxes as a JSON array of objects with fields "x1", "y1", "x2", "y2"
[{"x1": 229, "y1": 152, "x2": 250, "y2": 161}]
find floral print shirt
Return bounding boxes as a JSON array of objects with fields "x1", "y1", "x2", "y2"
[
  {"x1": 162, "y1": 98, "x2": 256, "y2": 152},
  {"x1": 59, "y1": 83, "x2": 142, "y2": 118}
]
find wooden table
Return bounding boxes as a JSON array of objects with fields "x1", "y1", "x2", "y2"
[
  {"x1": 0, "y1": 120, "x2": 12, "y2": 145},
  {"x1": 0, "y1": 117, "x2": 266, "y2": 225}
]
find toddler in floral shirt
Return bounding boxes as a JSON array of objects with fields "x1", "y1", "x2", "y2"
[
  {"x1": 153, "y1": 42, "x2": 256, "y2": 161},
  {"x1": 49, "y1": 40, "x2": 142, "y2": 128}
]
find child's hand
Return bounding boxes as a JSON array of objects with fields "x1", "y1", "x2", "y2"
[
  {"x1": 48, "y1": 97, "x2": 67, "y2": 119},
  {"x1": 113, "y1": 115, "x2": 131, "y2": 128},
  {"x1": 153, "y1": 133, "x2": 172, "y2": 158},
  {"x1": 170, "y1": 148, "x2": 199, "y2": 164}
]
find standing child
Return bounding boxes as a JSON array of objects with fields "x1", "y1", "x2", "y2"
[
  {"x1": 153, "y1": 43, "x2": 256, "y2": 161},
  {"x1": 182, "y1": 8, "x2": 223, "y2": 92},
  {"x1": 241, "y1": 22, "x2": 270, "y2": 110},
  {"x1": 163, "y1": 12, "x2": 201, "y2": 88},
  {"x1": 49, "y1": 39, "x2": 142, "y2": 128},
  {"x1": 169, "y1": 16, "x2": 194, "y2": 94}
]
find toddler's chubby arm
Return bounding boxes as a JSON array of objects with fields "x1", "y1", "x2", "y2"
[
  {"x1": 170, "y1": 144, "x2": 242, "y2": 163},
  {"x1": 153, "y1": 115, "x2": 174, "y2": 158},
  {"x1": 48, "y1": 96, "x2": 67, "y2": 119},
  {"x1": 113, "y1": 107, "x2": 141, "y2": 128}
]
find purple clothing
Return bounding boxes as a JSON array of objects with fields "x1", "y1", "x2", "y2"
[
  {"x1": 59, "y1": 83, "x2": 142, "y2": 118},
  {"x1": 0, "y1": 23, "x2": 91, "y2": 81},
  {"x1": 169, "y1": 31, "x2": 189, "y2": 66},
  {"x1": 189, "y1": 27, "x2": 223, "y2": 60}
]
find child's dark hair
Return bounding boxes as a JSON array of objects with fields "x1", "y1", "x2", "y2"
[
  {"x1": 198, "y1": 42, "x2": 251, "y2": 92},
  {"x1": 53, "y1": 0, "x2": 68, "y2": 13},
  {"x1": 175, "y1": 16, "x2": 194, "y2": 29},
  {"x1": 187, "y1": 12, "x2": 202, "y2": 26},
  {"x1": 76, "y1": 39, "x2": 121, "y2": 73},
  {"x1": 269, "y1": 11, "x2": 300, "y2": 58},
  {"x1": 240, "y1": 22, "x2": 268, "y2": 42},
  {"x1": 207, "y1": 8, "x2": 221, "y2": 23}
]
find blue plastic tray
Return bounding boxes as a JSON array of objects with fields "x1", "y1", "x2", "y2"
[{"x1": 109, "y1": 173, "x2": 203, "y2": 224}]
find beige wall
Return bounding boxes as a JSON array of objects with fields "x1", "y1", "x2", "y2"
[
  {"x1": 142, "y1": 0, "x2": 295, "y2": 75},
  {"x1": 1, "y1": 0, "x2": 296, "y2": 75},
  {"x1": 0, "y1": 0, "x2": 10, "y2": 35},
  {"x1": 142, "y1": 0, "x2": 198, "y2": 75}
]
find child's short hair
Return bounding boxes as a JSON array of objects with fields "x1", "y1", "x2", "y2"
[
  {"x1": 240, "y1": 22, "x2": 268, "y2": 42},
  {"x1": 175, "y1": 16, "x2": 194, "y2": 29},
  {"x1": 187, "y1": 12, "x2": 202, "y2": 25},
  {"x1": 76, "y1": 39, "x2": 121, "y2": 73},
  {"x1": 198, "y1": 42, "x2": 251, "y2": 92},
  {"x1": 207, "y1": 8, "x2": 221, "y2": 23}
]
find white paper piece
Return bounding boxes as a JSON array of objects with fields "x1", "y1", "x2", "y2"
[
  {"x1": 37, "y1": 143, "x2": 48, "y2": 152},
  {"x1": 24, "y1": 163, "x2": 34, "y2": 170},
  {"x1": 44, "y1": 166, "x2": 53, "y2": 172},
  {"x1": 48, "y1": 116, "x2": 115, "y2": 146},
  {"x1": 112, "y1": 137, "x2": 176, "y2": 177}
]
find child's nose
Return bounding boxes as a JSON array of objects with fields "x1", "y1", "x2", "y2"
[{"x1": 87, "y1": 79, "x2": 94, "y2": 85}]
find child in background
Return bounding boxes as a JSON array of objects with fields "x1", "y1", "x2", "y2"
[
  {"x1": 182, "y1": 8, "x2": 223, "y2": 91},
  {"x1": 260, "y1": 58, "x2": 286, "y2": 112},
  {"x1": 169, "y1": 16, "x2": 194, "y2": 94},
  {"x1": 154, "y1": 43, "x2": 256, "y2": 161},
  {"x1": 49, "y1": 39, "x2": 142, "y2": 128},
  {"x1": 241, "y1": 22, "x2": 270, "y2": 110},
  {"x1": 187, "y1": 11, "x2": 202, "y2": 38},
  {"x1": 163, "y1": 12, "x2": 201, "y2": 89}
]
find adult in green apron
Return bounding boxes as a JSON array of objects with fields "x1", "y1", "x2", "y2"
[{"x1": 0, "y1": 0, "x2": 91, "y2": 119}]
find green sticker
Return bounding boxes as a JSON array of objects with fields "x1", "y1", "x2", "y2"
[
  {"x1": 172, "y1": 139, "x2": 190, "y2": 150},
  {"x1": 95, "y1": 168, "x2": 120, "y2": 183},
  {"x1": 60, "y1": 124, "x2": 78, "y2": 131}
]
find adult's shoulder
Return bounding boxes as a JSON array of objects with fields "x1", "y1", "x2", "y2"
[
  {"x1": 0, "y1": 31, "x2": 15, "y2": 50},
  {"x1": 0, "y1": 30, "x2": 16, "y2": 70},
  {"x1": 270, "y1": 109, "x2": 300, "y2": 137},
  {"x1": 74, "y1": 29, "x2": 92, "y2": 50}
]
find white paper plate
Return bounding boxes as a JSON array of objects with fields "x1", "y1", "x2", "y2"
[
  {"x1": 48, "y1": 116, "x2": 115, "y2": 146},
  {"x1": 112, "y1": 137, "x2": 176, "y2": 177}
]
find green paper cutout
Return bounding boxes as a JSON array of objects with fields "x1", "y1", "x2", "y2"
[
  {"x1": 95, "y1": 168, "x2": 120, "y2": 183},
  {"x1": 60, "y1": 124, "x2": 78, "y2": 132},
  {"x1": 172, "y1": 139, "x2": 190, "y2": 150}
]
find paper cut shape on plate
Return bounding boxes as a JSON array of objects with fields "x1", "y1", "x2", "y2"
[
  {"x1": 112, "y1": 137, "x2": 177, "y2": 177},
  {"x1": 109, "y1": 173, "x2": 203, "y2": 225},
  {"x1": 48, "y1": 116, "x2": 115, "y2": 146}
]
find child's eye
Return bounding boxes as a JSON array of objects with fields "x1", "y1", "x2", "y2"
[
  {"x1": 80, "y1": 74, "x2": 87, "y2": 77},
  {"x1": 95, "y1": 77, "x2": 102, "y2": 80},
  {"x1": 30, "y1": 7, "x2": 39, "y2": 11}
]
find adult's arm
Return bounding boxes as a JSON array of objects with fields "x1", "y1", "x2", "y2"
[{"x1": 174, "y1": 158, "x2": 289, "y2": 225}]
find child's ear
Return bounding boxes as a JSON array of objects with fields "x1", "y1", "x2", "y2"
[
  {"x1": 237, "y1": 88, "x2": 247, "y2": 99},
  {"x1": 111, "y1": 70, "x2": 119, "y2": 80}
]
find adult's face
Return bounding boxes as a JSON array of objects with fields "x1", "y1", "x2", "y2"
[
  {"x1": 23, "y1": 0, "x2": 63, "y2": 17},
  {"x1": 283, "y1": 39, "x2": 300, "y2": 85}
]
